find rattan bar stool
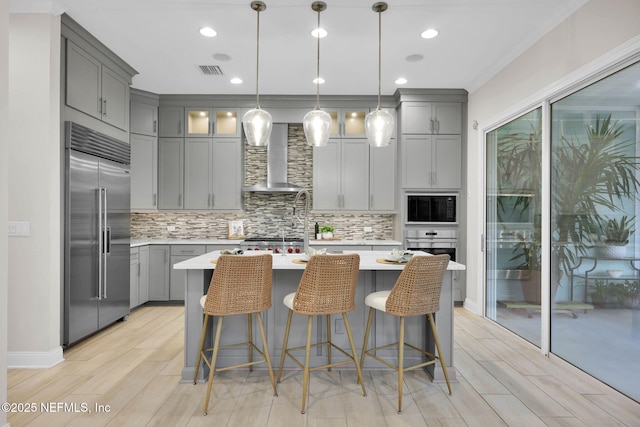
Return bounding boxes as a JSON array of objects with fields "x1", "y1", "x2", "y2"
[
  {"x1": 276, "y1": 253, "x2": 367, "y2": 414},
  {"x1": 360, "y1": 254, "x2": 452, "y2": 414},
  {"x1": 193, "y1": 253, "x2": 277, "y2": 415}
]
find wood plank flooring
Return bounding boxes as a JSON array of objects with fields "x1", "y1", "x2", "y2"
[{"x1": 7, "y1": 306, "x2": 640, "y2": 426}]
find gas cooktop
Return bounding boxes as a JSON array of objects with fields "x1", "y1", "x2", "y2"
[
  {"x1": 243, "y1": 237, "x2": 303, "y2": 242},
  {"x1": 240, "y1": 237, "x2": 304, "y2": 254}
]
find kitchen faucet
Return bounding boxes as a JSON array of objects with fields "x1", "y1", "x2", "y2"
[{"x1": 292, "y1": 189, "x2": 310, "y2": 254}]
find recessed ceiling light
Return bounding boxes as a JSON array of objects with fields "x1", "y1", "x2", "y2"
[
  {"x1": 311, "y1": 28, "x2": 327, "y2": 38},
  {"x1": 395, "y1": 77, "x2": 408, "y2": 85},
  {"x1": 230, "y1": 77, "x2": 243, "y2": 84},
  {"x1": 421, "y1": 28, "x2": 439, "y2": 39},
  {"x1": 213, "y1": 53, "x2": 231, "y2": 62},
  {"x1": 199, "y1": 27, "x2": 217, "y2": 37},
  {"x1": 313, "y1": 77, "x2": 325, "y2": 84},
  {"x1": 405, "y1": 54, "x2": 424, "y2": 62}
]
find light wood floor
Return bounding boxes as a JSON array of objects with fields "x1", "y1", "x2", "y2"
[{"x1": 7, "y1": 306, "x2": 640, "y2": 426}]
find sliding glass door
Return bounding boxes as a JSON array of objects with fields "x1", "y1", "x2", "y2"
[{"x1": 485, "y1": 108, "x2": 542, "y2": 346}]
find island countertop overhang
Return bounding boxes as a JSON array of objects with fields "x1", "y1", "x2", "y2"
[{"x1": 173, "y1": 250, "x2": 466, "y2": 271}]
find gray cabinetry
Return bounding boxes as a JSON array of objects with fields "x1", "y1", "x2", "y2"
[
  {"x1": 130, "y1": 248, "x2": 139, "y2": 309},
  {"x1": 402, "y1": 135, "x2": 461, "y2": 189},
  {"x1": 148, "y1": 245, "x2": 170, "y2": 301},
  {"x1": 130, "y1": 134, "x2": 158, "y2": 210},
  {"x1": 326, "y1": 107, "x2": 368, "y2": 138},
  {"x1": 401, "y1": 102, "x2": 461, "y2": 135},
  {"x1": 369, "y1": 138, "x2": 396, "y2": 211},
  {"x1": 131, "y1": 100, "x2": 157, "y2": 136},
  {"x1": 313, "y1": 139, "x2": 369, "y2": 211},
  {"x1": 170, "y1": 245, "x2": 206, "y2": 301},
  {"x1": 158, "y1": 106, "x2": 184, "y2": 137},
  {"x1": 158, "y1": 138, "x2": 184, "y2": 209},
  {"x1": 65, "y1": 40, "x2": 130, "y2": 131},
  {"x1": 130, "y1": 245, "x2": 150, "y2": 308},
  {"x1": 185, "y1": 108, "x2": 241, "y2": 137}
]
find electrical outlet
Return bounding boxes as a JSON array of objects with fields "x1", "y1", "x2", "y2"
[
  {"x1": 363, "y1": 226, "x2": 373, "y2": 233},
  {"x1": 8, "y1": 221, "x2": 30, "y2": 236},
  {"x1": 334, "y1": 318, "x2": 345, "y2": 334},
  {"x1": 167, "y1": 225, "x2": 176, "y2": 232}
]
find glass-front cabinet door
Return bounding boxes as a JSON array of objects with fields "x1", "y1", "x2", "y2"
[
  {"x1": 327, "y1": 108, "x2": 367, "y2": 138},
  {"x1": 185, "y1": 108, "x2": 239, "y2": 137}
]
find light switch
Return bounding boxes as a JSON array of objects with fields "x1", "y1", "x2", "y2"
[{"x1": 8, "y1": 221, "x2": 30, "y2": 236}]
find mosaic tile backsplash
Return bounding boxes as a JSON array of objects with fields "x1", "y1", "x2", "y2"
[{"x1": 131, "y1": 125, "x2": 395, "y2": 240}]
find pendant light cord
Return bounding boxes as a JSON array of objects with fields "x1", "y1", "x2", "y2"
[
  {"x1": 376, "y1": 8, "x2": 382, "y2": 110},
  {"x1": 315, "y1": 7, "x2": 321, "y2": 109},
  {"x1": 255, "y1": 7, "x2": 261, "y2": 109}
]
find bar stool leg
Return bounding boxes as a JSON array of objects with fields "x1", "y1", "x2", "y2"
[
  {"x1": 203, "y1": 317, "x2": 224, "y2": 415},
  {"x1": 398, "y1": 316, "x2": 405, "y2": 414},
  {"x1": 343, "y1": 313, "x2": 366, "y2": 397},
  {"x1": 193, "y1": 314, "x2": 209, "y2": 384},
  {"x1": 326, "y1": 314, "x2": 332, "y2": 371},
  {"x1": 277, "y1": 309, "x2": 293, "y2": 384},
  {"x1": 301, "y1": 315, "x2": 313, "y2": 414},
  {"x1": 248, "y1": 313, "x2": 254, "y2": 372},
  {"x1": 256, "y1": 312, "x2": 278, "y2": 396},
  {"x1": 360, "y1": 308, "x2": 374, "y2": 370},
  {"x1": 429, "y1": 313, "x2": 452, "y2": 395}
]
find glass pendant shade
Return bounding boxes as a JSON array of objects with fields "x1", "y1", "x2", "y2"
[
  {"x1": 303, "y1": 108, "x2": 331, "y2": 147},
  {"x1": 243, "y1": 108, "x2": 272, "y2": 147},
  {"x1": 365, "y1": 108, "x2": 394, "y2": 147}
]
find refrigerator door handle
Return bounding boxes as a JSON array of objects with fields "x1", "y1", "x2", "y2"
[
  {"x1": 103, "y1": 188, "x2": 108, "y2": 299},
  {"x1": 98, "y1": 187, "x2": 104, "y2": 300}
]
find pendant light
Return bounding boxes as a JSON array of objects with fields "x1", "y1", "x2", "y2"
[
  {"x1": 243, "y1": 1, "x2": 272, "y2": 147},
  {"x1": 365, "y1": 2, "x2": 394, "y2": 148},
  {"x1": 303, "y1": 1, "x2": 331, "y2": 147}
]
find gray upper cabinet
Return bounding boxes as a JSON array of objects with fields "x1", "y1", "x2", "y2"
[
  {"x1": 158, "y1": 106, "x2": 184, "y2": 137},
  {"x1": 158, "y1": 138, "x2": 184, "y2": 209},
  {"x1": 130, "y1": 133, "x2": 158, "y2": 210},
  {"x1": 313, "y1": 139, "x2": 370, "y2": 211},
  {"x1": 130, "y1": 100, "x2": 157, "y2": 136},
  {"x1": 369, "y1": 138, "x2": 396, "y2": 211},
  {"x1": 402, "y1": 135, "x2": 461, "y2": 189},
  {"x1": 401, "y1": 102, "x2": 461, "y2": 135},
  {"x1": 326, "y1": 107, "x2": 368, "y2": 138},
  {"x1": 184, "y1": 137, "x2": 242, "y2": 210},
  {"x1": 65, "y1": 40, "x2": 130, "y2": 131}
]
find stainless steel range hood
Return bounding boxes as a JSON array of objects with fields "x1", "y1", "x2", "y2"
[{"x1": 242, "y1": 123, "x2": 305, "y2": 193}]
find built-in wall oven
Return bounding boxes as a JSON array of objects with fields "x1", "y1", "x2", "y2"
[
  {"x1": 406, "y1": 193, "x2": 457, "y2": 224},
  {"x1": 404, "y1": 228, "x2": 457, "y2": 262}
]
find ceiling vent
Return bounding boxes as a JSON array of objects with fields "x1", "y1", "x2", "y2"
[{"x1": 198, "y1": 65, "x2": 224, "y2": 75}]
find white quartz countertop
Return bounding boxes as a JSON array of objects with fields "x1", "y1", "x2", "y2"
[
  {"x1": 173, "y1": 250, "x2": 465, "y2": 271},
  {"x1": 131, "y1": 239, "x2": 401, "y2": 248}
]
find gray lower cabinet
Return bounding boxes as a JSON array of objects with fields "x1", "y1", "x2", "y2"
[
  {"x1": 148, "y1": 245, "x2": 170, "y2": 301},
  {"x1": 402, "y1": 135, "x2": 461, "y2": 189},
  {"x1": 66, "y1": 39, "x2": 130, "y2": 131},
  {"x1": 313, "y1": 139, "x2": 369, "y2": 211},
  {"x1": 169, "y1": 245, "x2": 206, "y2": 301},
  {"x1": 158, "y1": 138, "x2": 184, "y2": 209},
  {"x1": 130, "y1": 134, "x2": 158, "y2": 210},
  {"x1": 130, "y1": 246, "x2": 150, "y2": 308},
  {"x1": 184, "y1": 138, "x2": 242, "y2": 210}
]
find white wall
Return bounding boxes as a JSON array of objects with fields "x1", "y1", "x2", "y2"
[
  {"x1": 464, "y1": 0, "x2": 640, "y2": 313},
  {"x1": 1, "y1": 0, "x2": 9, "y2": 423},
  {"x1": 7, "y1": 13, "x2": 62, "y2": 366}
]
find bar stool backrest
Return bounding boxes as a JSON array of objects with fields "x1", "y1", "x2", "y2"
[
  {"x1": 203, "y1": 254, "x2": 273, "y2": 316},
  {"x1": 293, "y1": 253, "x2": 360, "y2": 315},
  {"x1": 385, "y1": 254, "x2": 450, "y2": 317}
]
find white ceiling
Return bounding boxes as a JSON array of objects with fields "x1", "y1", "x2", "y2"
[{"x1": 11, "y1": 0, "x2": 588, "y2": 96}]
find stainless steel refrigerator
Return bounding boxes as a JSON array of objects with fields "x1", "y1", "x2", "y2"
[{"x1": 64, "y1": 121, "x2": 131, "y2": 346}]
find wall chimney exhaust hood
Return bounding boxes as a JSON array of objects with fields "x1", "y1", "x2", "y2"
[{"x1": 242, "y1": 123, "x2": 306, "y2": 193}]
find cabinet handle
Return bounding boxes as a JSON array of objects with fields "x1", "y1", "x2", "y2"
[
  {"x1": 137, "y1": 262, "x2": 141, "y2": 277},
  {"x1": 210, "y1": 122, "x2": 214, "y2": 136},
  {"x1": 153, "y1": 120, "x2": 157, "y2": 134},
  {"x1": 153, "y1": 193, "x2": 157, "y2": 207},
  {"x1": 178, "y1": 121, "x2": 182, "y2": 135},
  {"x1": 103, "y1": 99, "x2": 108, "y2": 116},
  {"x1": 430, "y1": 119, "x2": 434, "y2": 133},
  {"x1": 98, "y1": 97, "x2": 103, "y2": 114}
]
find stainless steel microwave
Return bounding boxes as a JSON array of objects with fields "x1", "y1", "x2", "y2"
[{"x1": 406, "y1": 193, "x2": 457, "y2": 224}]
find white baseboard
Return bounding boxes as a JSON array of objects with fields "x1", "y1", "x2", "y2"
[
  {"x1": 7, "y1": 346, "x2": 64, "y2": 368},
  {"x1": 463, "y1": 298, "x2": 481, "y2": 315}
]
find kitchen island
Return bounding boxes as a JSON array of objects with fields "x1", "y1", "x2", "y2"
[{"x1": 173, "y1": 250, "x2": 465, "y2": 383}]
